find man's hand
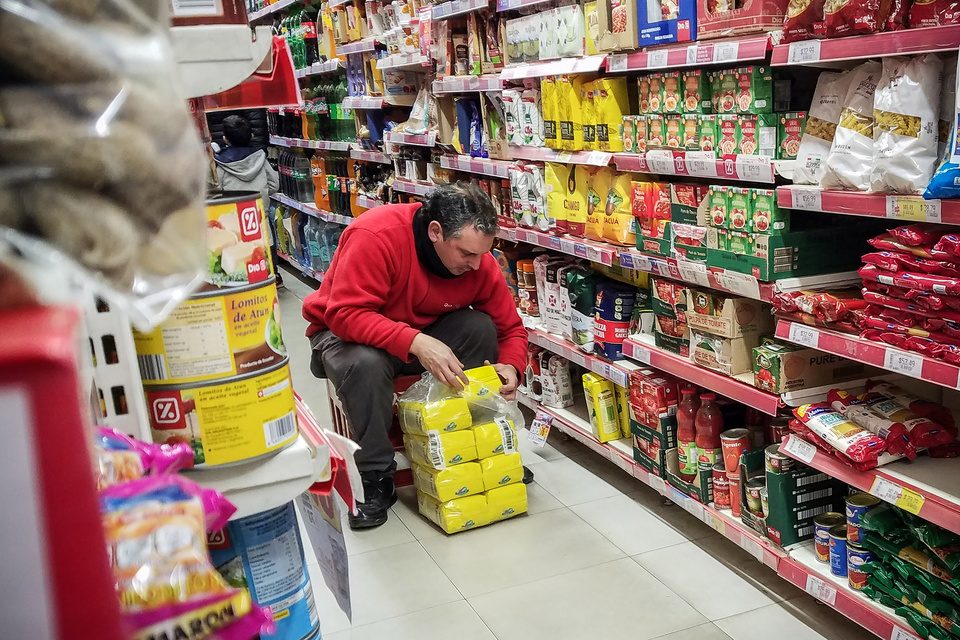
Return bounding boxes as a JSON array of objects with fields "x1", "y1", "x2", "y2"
[
  {"x1": 410, "y1": 333, "x2": 469, "y2": 390},
  {"x1": 485, "y1": 360, "x2": 519, "y2": 401}
]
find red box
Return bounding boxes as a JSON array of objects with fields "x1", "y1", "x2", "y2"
[
  {"x1": 696, "y1": 0, "x2": 789, "y2": 40},
  {"x1": 629, "y1": 369, "x2": 680, "y2": 429}
]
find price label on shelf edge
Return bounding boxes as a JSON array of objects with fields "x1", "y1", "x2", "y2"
[
  {"x1": 886, "y1": 196, "x2": 942, "y2": 223},
  {"x1": 788, "y1": 323, "x2": 820, "y2": 349},
  {"x1": 630, "y1": 343, "x2": 651, "y2": 365},
  {"x1": 788, "y1": 39, "x2": 821, "y2": 64},
  {"x1": 891, "y1": 627, "x2": 922, "y2": 640},
  {"x1": 685, "y1": 45, "x2": 700, "y2": 66},
  {"x1": 647, "y1": 49, "x2": 669, "y2": 69},
  {"x1": 685, "y1": 151, "x2": 719, "y2": 178},
  {"x1": 790, "y1": 187, "x2": 823, "y2": 212},
  {"x1": 805, "y1": 575, "x2": 837, "y2": 605},
  {"x1": 870, "y1": 476, "x2": 925, "y2": 515},
  {"x1": 647, "y1": 474, "x2": 667, "y2": 496},
  {"x1": 735, "y1": 155, "x2": 772, "y2": 182},
  {"x1": 713, "y1": 41, "x2": 739, "y2": 64},
  {"x1": 709, "y1": 513, "x2": 725, "y2": 535},
  {"x1": 607, "y1": 53, "x2": 628, "y2": 72},
  {"x1": 741, "y1": 534, "x2": 765, "y2": 563},
  {"x1": 781, "y1": 436, "x2": 817, "y2": 464},
  {"x1": 884, "y1": 348, "x2": 923, "y2": 377},
  {"x1": 646, "y1": 150, "x2": 675, "y2": 175}
]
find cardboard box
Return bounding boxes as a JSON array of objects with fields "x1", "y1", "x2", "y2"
[
  {"x1": 764, "y1": 463, "x2": 846, "y2": 547},
  {"x1": 696, "y1": 0, "x2": 789, "y2": 40},
  {"x1": 751, "y1": 189, "x2": 789, "y2": 234},
  {"x1": 598, "y1": 0, "x2": 639, "y2": 51},
  {"x1": 629, "y1": 369, "x2": 679, "y2": 434},
  {"x1": 671, "y1": 184, "x2": 708, "y2": 225},
  {"x1": 672, "y1": 223, "x2": 709, "y2": 263},
  {"x1": 651, "y1": 277, "x2": 687, "y2": 318},
  {"x1": 753, "y1": 340, "x2": 870, "y2": 393},
  {"x1": 666, "y1": 448, "x2": 713, "y2": 503},
  {"x1": 734, "y1": 66, "x2": 773, "y2": 114},
  {"x1": 778, "y1": 111, "x2": 807, "y2": 160},
  {"x1": 726, "y1": 186, "x2": 750, "y2": 232},
  {"x1": 685, "y1": 291, "x2": 771, "y2": 339},
  {"x1": 690, "y1": 329, "x2": 761, "y2": 376},
  {"x1": 636, "y1": 0, "x2": 696, "y2": 47},
  {"x1": 682, "y1": 69, "x2": 713, "y2": 114},
  {"x1": 656, "y1": 330, "x2": 689, "y2": 356},
  {"x1": 698, "y1": 114, "x2": 717, "y2": 152},
  {"x1": 736, "y1": 113, "x2": 777, "y2": 157},
  {"x1": 633, "y1": 431, "x2": 668, "y2": 476}
]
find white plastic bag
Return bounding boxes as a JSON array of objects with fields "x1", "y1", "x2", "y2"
[
  {"x1": 794, "y1": 71, "x2": 844, "y2": 185},
  {"x1": 821, "y1": 61, "x2": 882, "y2": 191},
  {"x1": 939, "y1": 55, "x2": 958, "y2": 163}
]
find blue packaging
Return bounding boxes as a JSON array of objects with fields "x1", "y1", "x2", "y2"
[
  {"x1": 925, "y1": 60, "x2": 960, "y2": 200},
  {"x1": 829, "y1": 526, "x2": 847, "y2": 577},
  {"x1": 593, "y1": 280, "x2": 636, "y2": 360},
  {"x1": 209, "y1": 502, "x2": 320, "y2": 640},
  {"x1": 636, "y1": 0, "x2": 697, "y2": 48}
]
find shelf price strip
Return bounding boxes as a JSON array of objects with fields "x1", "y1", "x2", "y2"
[{"x1": 869, "y1": 476, "x2": 925, "y2": 515}]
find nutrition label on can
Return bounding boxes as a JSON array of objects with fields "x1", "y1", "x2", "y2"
[{"x1": 160, "y1": 301, "x2": 233, "y2": 379}]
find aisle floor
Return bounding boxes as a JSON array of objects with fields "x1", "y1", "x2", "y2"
[{"x1": 278, "y1": 268, "x2": 874, "y2": 640}]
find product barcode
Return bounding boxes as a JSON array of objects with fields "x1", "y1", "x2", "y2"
[
  {"x1": 263, "y1": 412, "x2": 296, "y2": 448},
  {"x1": 796, "y1": 487, "x2": 833, "y2": 503},
  {"x1": 797, "y1": 524, "x2": 814, "y2": 537},
  {"x1": 796, "y1": 473, "x2": 828, "y2": 486},
  {"x1": 796, "y1": 503, "x2": 834, "y2": 520},
  {"x1": 428, "y1": 431, "x2": 446, "y2": 469},
  {"x1": 137, "y1": 354, "x2": 168, "y2": 381},
  {"x1": 496, "y1": 417, "x2": 517, "y2": 455},
  {"x1": 171, "y1": 0, "x2": 221, "y2": 16}
]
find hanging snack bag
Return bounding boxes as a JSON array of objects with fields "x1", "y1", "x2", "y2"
[
  {"x1": 602, "y1": 172, "x2": 636, "y2": 246},
  {"x1": 795, "y1": 71, "x2": 845, "y2": 185},
  {"x1": 542, "y1": 76, "x2": 559, "y2": 149},
  {"x1": 927, "y1": 53, "x2": 960, "y2": 200},
  {"x1": 821, "y1": 61, "x2": 882, "y2": 192},
  {"x1": 870, "y1": 55, "x2": 943, "y2": 195},
  {"x1": 793, "y1": 403, "x2": 887, "y2": 462},
  {"x1": 586, "y1": 166, "x2": 614, "y2": 241}
]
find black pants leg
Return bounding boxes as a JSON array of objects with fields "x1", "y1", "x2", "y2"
[{"x1": 311, "y1": 309, "x2": 500, "y2": 476}]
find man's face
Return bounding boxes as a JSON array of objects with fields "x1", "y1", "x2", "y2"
[{"x1": 428, "y1": 221, "x2": 495, "y2": 275}]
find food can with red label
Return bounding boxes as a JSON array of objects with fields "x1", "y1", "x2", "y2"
[
  {"x1": 712, "y1": 462, "x2": 730, "y2": 508},
  {"x1": 814, "y1": 512, "x2": 844, "y2": 563},
  {"x1": 728, "y1": 472, "x2": 742, "y2": 517},
  {"x1": 829, "y1": 524, "x2": 848, "y2": 577},
  {"x1": 847, "y1": 543, "x2": 874, "y2": 591},
  {"x1": 765, "y1": 443, "x2": 794, "y2": 474}
]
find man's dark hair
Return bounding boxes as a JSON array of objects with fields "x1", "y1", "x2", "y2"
[
  {"x1": 415, "y1": 182, "x2": 499, "y2": 239},
  {"x1": 222, "y1": 115, "x2": 252, "y2": 147}
]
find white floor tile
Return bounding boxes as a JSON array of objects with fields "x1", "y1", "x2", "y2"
[
  {"x1": 309, "y1": 541, "x2": 462, "y2": 629},
  {"x1": 340, "y1": 507, "x2": 416, "y2": 556},
  {"x1": 526, "y1": 457, "x2": 623, "y2": 507},
  {"x1": 715, "y1": 602, "x2": 830, "y2": 640},
  {"x1": 321, "y1": 600, "x2": 495, "y2": 640},
  {"x1": 652, "y1": 623, "x2": 733, "y2": 640},
  {"x1": 633, "y1": 542, "x2": 776, "y2": 621},
  {"x1": 391, "y1": 485, "x2": 445, "y2": 540},
  {"x1": 525, "y1": 479, "x2": 564, "y2": 515},
  {"x1": 571, "y1": 494, "x2": 688, "y2": 556},
  {"x1": 420, "y1": 508, "x2": 625, "y2": 598},
  {"x1": 516, "y1": 427, "x2": 567, "y2": 463},
  {"x1": 469, "y1": 558, "x2": 708, "y2": 640}
]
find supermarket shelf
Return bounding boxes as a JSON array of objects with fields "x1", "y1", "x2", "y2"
[
  {"x1": 295, "y1": 58, "x2": 345, "y2": 78},
  {"x1": 342, "y1": 95, "x2": 384, "y2": 109},
  {"x1": 509, "y1": 145, "x2": 613, "y2": 166},
  {"x1": 433, "y1": 74, "x2": 504, "y2": 93},
  {"x1": 777, "y1": 186, "x2": 956, "y2": 224},
  {"x1": 778, "y1": 434, "x2": 960, "y2": 538},
  {"x1": 775, "y1": 318, "x2": 960, "y2": 390},
  {"x1": 171, "y1": 24, "x2": 273, "y2": 99},
  {"x1": 277, "y1": 251, "x2": 323, "y2": 282},
  {"x1": 433, "y1": 0, "x2": 488, "y2": 19},
  {"x1": 500, "y1": 55, "x2": 607, "y2": 80},
  {"x1": 384, "y1": 130, "x2": 438, "y2": 147},
  {"x1": 441, "y1": 154, "x2": 512, "y2": 179},
  {"x1": 496, "y1": 0, "x2": 550, "y2": 9},
  {"x1": 619, "y1": 249, "x2": 772, "y2": 301},
  {"x1": 339, "y1": 37, "x2": 378, "y2": 55},
  {"x1": 505, "y1": 227, "x2": 620, "y2": 266},
  {"x1": 526, "y1": 326, "x2": 639, "y2": 387},
  {"x1": 771, "y1": 24, "x2": 960, "y2": 66},
  {"x1": 269, "y1": 135, "x2": 352, "y2": 151},
  {"x1": 614, "y1": 150, "x2": 790, "y2": 184},
  {"x1": 393, "y1": 178, "x2": 436, "y2": 196},
  {"x1": 272, "y1": 193, "x2": 355, "y2": 226},
  {"x1": 375, "y1": 51, "x2": 431, "y2": 71},
  {"x1": 355, "y1": 194, "x2": 385, "y2": 209},
  {"x1": 350, "y1": 148, "x2": 392, "y2": 164},
  {"x1": 606, "y1": 35, "x2": 770, "y2": 73},
  {"x1": 249, "y1": 0, "x2": 297, "y2": 21}
]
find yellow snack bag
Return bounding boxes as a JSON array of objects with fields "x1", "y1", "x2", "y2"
[
  {"x1": 403, "y1": 429, "x2": 478, "y2": 469},
  {"x1": 557, "y1": 74, "x2": 585, "y2": 151},
  {"x1": 596, "y1": 77, "x2": 630, "y2": 152},
  {"x1": 566, "y1": 164, "x2": 590, "y2": 237},
  {"x1": 582, "y1": 373, "x2": 621, "y2": 443},
  {"x1": 545, "y1": 162, "x2": 569, "y2": 233},
  {"x1": 585, "y1": 166, "x2": 613, "y2": 241},
  {"x1": 486, "y1": 483, "x2": 528, "y2": 523},
  {"x1": 473, "y1": 418, "x2": 517, "y2": 459},
  {"x1": 542, "y1": 76, "x2": 559, "y2": 149},
  {"x1": 614, "y1": 384, "x2": 631, "y2": 439},
  {"x1": 602, "y1": 171, "x2": 636, "y2": 246},
  {"x1": 582, "y1": 81, "x2": 597, "y2": 151},
  {"x1": 398, "y1": 397, "x2": 473, "y2": 435},
  {"x1": 479, "y1": 452, "x2": 524, "y2": 491},
  {"x1": 412, "y1": 461, "x2": 485, "y2": 501},
  {"x1": 418, "y1": 492, "x2": 491, "y2": 533}
]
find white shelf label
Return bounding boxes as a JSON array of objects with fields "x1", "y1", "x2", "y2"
[
  {"x1": 869, "y1": 476, "x2": 924, "y2": 514},
  {"x1": 648, "y1": 474, "x2": 667, "y2": 496},
  {"x1": 805, "y1": 575, "x2": 837, "y2": 605},
  {"x1": 647, "y1": 49, "x2": 669, "y2": 69},
  {"x1": 646, "y1": 150, "x2": 675, "y2": 174},
  {"x1": 781, "y1": 436, "x2": 816, "y2": 464},
  {"x1": 568, "y1": 349, "x2": 588, "y2": 368},
  {"x1": 788, "y1": 39, "x2": 821, "y2": 64},
  {"x1": 713, "y1": 41, "x2": 739, "y2": 63},
  {"x1": 685, "y1": 499, "x2": 705, "y2": 521},
  {"x1": 560, "y1": 239, "x2": 575, "y2": 254},
  {"x1": 884, "y1": 348, "x2": 923, "y2": 377},
  {"x1": 586, "y1": 151, "x2": 613, "y2": 166},
  {"x1": 555, "y1": 151, "x2": 574, "y2": 163},
  {"x1": 685, "y1": 151, "x2": 719, "y2": 178},
  {"x1": 709, "y1": 513, "x2": 726, "y2": 535},
  {"x1": 741, "y1": 534, "x2": 765, "y2": 563},
  {"x1": 677, "y1": 260, "x2": 711, "y2": 288},
  {"x1": 685, "y1": 45, "x2": 699, "y2": 66},
  {"x1": 631, "y1": 254, "x2": 653, "y2": 272},
  {"x1": 788, "y1": 323, "x2": 820, "y2": 349},
  {"x1": 586, "y1": 245, "x2": 603, "y2": 262},
  {"x1": 790, "y1": 187, "x2": 823, "y2": 212},
  {"x1": 735, "y1": 155, "x2": 772, "y2": 182},
  {"x1": 891, "y1": 627, "x2": 922, "y2": 640},
  {"x1": 630, "y1": 344, "x2": 651, "y2": 365},
  {"x1": 714, "y1": 270, "x2": 761, "y2": 300},
  {"x1": 608, "y1": 53, "x2": 628, "y2": 72}
]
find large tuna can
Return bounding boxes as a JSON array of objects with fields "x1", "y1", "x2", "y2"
[{"x1": 202, "y1": 190, "x2": 275, "y2": 291}]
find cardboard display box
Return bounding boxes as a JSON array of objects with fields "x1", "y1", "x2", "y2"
[
  {"x1": 753, "y1": 340, "x2": 871, "y2": 393},
  {"x1": 764, "y1": 465, "x2": 846, "y2": 547},
  {"x1": 689, "y1": 329, "x2": 762, "y2": 376},
  {"x1": 696, "y1": 0, "x2": 789, "y2": 40},
  {"x1": 636, "y1": 0, "x2": 696, "y2": 47},
  {"x1": 665, "y1": 447, "x2": 712, "y2": 504},
  {"x1": 685, "y1": 291, "x2": 771, "y2": 339},
  {"x1": 633, "y1": 431, "x2": 667, "y2": 476},
  {"x1": 598, "y1": 0, "x2": 639, "y2": 51}
]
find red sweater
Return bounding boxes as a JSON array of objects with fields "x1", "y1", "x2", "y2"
[{"x1": 302, "y1": 203, "x2": 527, "y2": 373}]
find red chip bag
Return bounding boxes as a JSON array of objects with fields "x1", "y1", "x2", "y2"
[
  {"x1": 889, "y1": 223, "x2": 949, "y2": 247},
  {"x1": 783, "y1": 0, "x2": 826, "y2": 42},
  {"x1": 885, "y1": 0, "x2": 910, "y2": 28},
  {"x1": 908, "y1": 0, "x2": 940, "y2": 24},
  {"x1": 825, "y1": 0, "x2": 889, "y2": 37},
  {"x1": 863, "y1": 251, "x2": 923, "y2": 273},
  {"x1": 869, "y1": 234, "x2": 960, "y2": 263},
  {"x1": 859, "y1": 264, "x2": 960, "y2": 296},
  {"x1": 943, "y1": 0, "x2": 960, "y2": 22}
]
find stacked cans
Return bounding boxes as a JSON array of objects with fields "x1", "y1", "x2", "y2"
[{"x1": 813, "y1": 492, "x2": 880, "y2": 591}]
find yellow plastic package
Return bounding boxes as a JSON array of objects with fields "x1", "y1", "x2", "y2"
[
  {"x1": 595, "y1": 77, "x2": 630, "y2": 152},
  {"x1": 474, "y1": 418, "x2": 517, "y2": 459},
  {"x1": 584, "y1": 2, "x2": 600, "y2": 55},
  {"x1": 486, "y1": 483, "x2": 528, "y2": 523},
  {"x1": 412, "y1": 461, "x2": 485, "y2": 501},
  {"x1": 557, "y1": 74, "x2": 585, "y2": 151},
  {"x1": 545, "y1": 162, "x2": 569, "y2": 233},
  {"x1": 480, "y1": 452, "x2": 524, "y2": 491},
  {"x1": 583, "y1": 373, "x2": 621, "y2": 443},
  {"x1": 582, "y1": 81, "x2": 597, "y2": 151},
  {"x1": 403, "y1": 429, "x2": 479, "y2": 469},
  {"x1": 602, "y1": 171, "x2": 635, "y2": 246},
  {"x1": 418, "y1": 492, "x2": 491, "y2": 533},
  {"x1": 542, "y1": 76, "x2": 559, "y2": 149},
  {"x1": 614, "y1": 384, "x2": 630, "y2": 439},
  {"x1": 565, "y1": 164, "x2": 590, "y2": 237},
  {"x1": 462, "y1": 365, "x2": 503, "y2": 398},
  {"x1": 398, "y1": 397, "x2": 473, "y2": 435},
  {"x1": 586, "y1": 166, "x2": 613, "y2": 241}
]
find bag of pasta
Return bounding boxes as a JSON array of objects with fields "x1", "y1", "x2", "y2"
[
  {"x1": 794, "y1": 71, "x2": 845, "y2": 185},
  {"x1": 821, "y1": 61, "x2": 882, "y2": 191},
  {"x1": 782, "y1": 0, "x2": 826, "y2": 43},
  {"x1": 871, "y1": 54, "x2": 943, "y2": 195}
]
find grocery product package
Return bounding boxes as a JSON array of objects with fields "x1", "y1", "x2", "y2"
[
  {"x1": 521, "y1": 88, "x2": 545, "y2": 147},
  {"x1": 583, "y1": 373, "x2": 622, "y2": 442},
  {"x1": 0, "y1": 0, "x2": 208, "y2": 329},
  {"x1": 556, "y1": 5, "x2": 587, "y2": 57},
  {"x1": 939, "y1": 56, "x2": 958, "y2": 163},
  {"x1": 595, "y1": 77, "x2": 630, "y2": 152},
  {"x1": 586, "y1": 166, "x2": 615, "y2": 240},
  {"x1": 509, "y1": 165, "x2": 534, "y2": 227},
  {"x1": 782, "y1": 0, "x2": 825, "y2": 42},
  {"x1": 794, "y1": 71, "x2": 845, "y2": 185},
  {"x1": 567, "y1": 265, "x2": 605, "y2": 349},
  {"x1": 542, "y1": 76, "x2": 559, "y2": 149},
  {"x1": 582, "y1": 81, "x2": 598, "y2": 150},
  {"x1": 594, "y1": 279, "x2": 636, "y2": 359},
  {"x1": 524, "y1": 164, "x2": 552, "y2": 231},
  {"x1": 540, "y1": 353, "x2": 575, "y2": 408},
  {"x1": 870, "y1": 55, "x2": 943, "y2": 195},
  {"x1": 927, "y1": 53, "x2": 960, "y2": 200},
  {"x1": 824, "y1": 0, "x2": 888, "y2": 37},
  {"x1": 821, "y1": 61, "x2": 882, "y2": 191},
  {"x1": 558, "y1": 74, "x2": 589, "y2": 150},
  {"x1": 501, "y1": 89, "x2": 525, "y2": 146},
  {"x1": 418, "y1": 482, "x2": 527, "y2": 534},
  {"x1": 603, "y1": 172, "x2": 636, "y2": 245},
  {"x1": 94, "y1": 427, "x2": 193, "y2": 490}
]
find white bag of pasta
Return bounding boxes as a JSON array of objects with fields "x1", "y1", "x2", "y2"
[
  {"x1": 794, "y1": 71, "x2": 845, "y2": 185},
  {"x1": 821, "y1": 61, "x2": 882, "y2": 191},
  {"x1": 939, "y1": 55, "x2": 957, "y2": 162},
  {"x1": 870, "y1": 54, "x2": 943, "y2": 195}
]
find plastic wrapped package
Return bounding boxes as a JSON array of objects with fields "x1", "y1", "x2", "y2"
[
  {"x1": 821, "y1": 61, "x2": 882, "y2": 191},
  {"x1": 794, "y1": 71, "x2": 845, "y2": 185},
  {"x1": 927, "y1": 52, "x2": 960, "y2": 200},
  {"x1": 94, "y1": 427, "x2": 194, "y2": 490},
  {"x1": 938, "y1": 56, "x2": 958, "y2": 163},
  {"x1": 0, "y1": 0, "x2": 208, "y2": 328},
  {"x1": 793, "y1": 403, "x2": 886, "y2": 462},
  {"x1": 824, "y1": 0, "x2": 889, "y2": 37},
  {"x1": 828, "y1": 389, "x2": 916, "y2": 458},
  {"x1": 782, "y1": 0, "x2": 825, "y2": 42}
]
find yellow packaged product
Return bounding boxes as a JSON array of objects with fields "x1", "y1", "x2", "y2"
[
  {"x1": 542, "y1": 76, "x2": 559, "y2": 149},
  {"x1": 462, "y1": 364, "x2": 503, "y2": 398},
  {"x1": 480, "y1": 452, "x2": 524, "y2": 491},
  {"x1": 557, "y1": 74, "x2": 585, "y2": 151},
  {"x1": 545, "y1": 162, "x2": 569, "y2": 233},
  {"x1": 602, "y1": 171, "x2": 635, "y2": 246},
  {"x1": 596, "y1": 77, "x2": 630, "y2": 152},
  {"x1": 585, "y1": 166, "x2": 613, "y2": 241},
  {"x1": 403, "y1": 429, "x2": 478, "y2": 469},
  {"x1": 412, "y1": 461, "x2": 484, "y2": 501},
  {"x1": 582, "y1": 81, "x2": 597, "y2": 151},
  {"x1": 583, "y1": 373, "x2": 621, "y2": 442},
  {"x1": 486, "y1": 483, "x2": 528, "y2": 523},
  {"x1": 473, "y1": 418, "x2": 518, "y2": 459},
  {"x1": 398, "y1": 397, "x2": 472, "y2": 434},
  {"x1": 565, "y1": 164, "x2": 591, "y2": 237},
  {"x1": 614, "y1": 384, "x2": 630, "y2": 439},
  {"x1": 418, "y1": 492, "x2": 491, "y2": 533},
  {"x1": 584, "y1": 2, "x2": 600, "y2": 55}
]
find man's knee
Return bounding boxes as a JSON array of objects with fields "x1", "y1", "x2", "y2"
[
  {"x1": 461, "y1": 310, "x2": 498, "y2": 347},
  {"x1": 323, "y1": 343, "x2": 395, "y2": 384}
]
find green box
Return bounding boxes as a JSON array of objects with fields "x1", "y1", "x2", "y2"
[
  {"x1": 751, "y1": 188, "x2": 789, "y2": 234},
  {"x1": 698, "y1": 114, "x2": 717, "y2": 153},
  {"x1": 717, "y1": 114, "x2": 738, "y2": 156},
  {"x1": 778, "y1": 111, "x2": 807, "y2": 160},
  {"x1": 631, "y1": 417, "x2": 677, "y2": 448},
  {"x1": 726, "y1": 187, "x2": 751, "y2": 232},
  {"x1": 681, "y1": 69, "x2": 712, "y2": 114},
  {"x1": 638, "y1": 230, "x2": 672, "y2": 258},
  {"x1": 723, "y1": 229, "x2": 754, "y2": 255},
  {"x1": 665, "y1": 114, "x2": 683, "y2": 149},
  {"x1": 651, "y1": 276, "x2": 687, "y2": 318},
  {"x1": 633, "y1": 433, "x2": 667, "y2": 477},
  {"x1": 753, "y1": 339, "x2": 869, "y2": 394},
  {"x1": 665, "y1": 448, "x2": 712, "y2": 504},
  {"x1": 638, "y1": 76, "x2": 651, "y2": 114},
  {"x1": 621, "y1": 115, "x2": 638, "y2": 153},
  {"x1": 635, "y1": 114, "x2": 648, "y2": 153},
  {"x1": 736, "y1": 113, "x2": 777, "y2": 157},
  {"x1": 648, "y1": 73, "x2": 664, "y2": 114},
  {"x1": 764, "y1": 465, "x2": 846, "y2": 547},
  {"x1": 647, "y1": 114, "x2": 665, "y2": 147},
  {"x1": 735, "y1": 65, "x2": 774, "y2": 114},
  {"x1": 712, "y1": 69, "x2": 738, "y2": 114},
  {"x1": 707, "y1": 185, "x2": 728, "y2": 228},
  {"x1": 662, "y1": 71, "x2": 682, "y2": 114},
  {"x1": 681, "y1": 114, "x2": 700, "y2": 151}
]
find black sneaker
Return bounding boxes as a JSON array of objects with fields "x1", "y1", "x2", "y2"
[{"x1": 348, "y1": 471, "x2": 396, "y2": 530}]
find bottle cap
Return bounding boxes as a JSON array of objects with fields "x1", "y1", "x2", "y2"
[{"x1": 700, "y1": 392, "x2": 716, "y2": 401}]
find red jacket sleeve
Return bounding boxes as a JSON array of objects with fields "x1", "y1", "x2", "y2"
[
  {"x1": 322, "y1": 229, "x2": 420, "y2": 359},
  {"x1": 473, "y1": 255, "x2": 528, "y2": 375}
]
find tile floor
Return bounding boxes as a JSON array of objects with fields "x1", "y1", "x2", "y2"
[{"x1": 278, "y1": 268, "x2": 874, "y2": 640}]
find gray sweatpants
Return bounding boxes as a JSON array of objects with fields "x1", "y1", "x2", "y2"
[{"x1": 310, "y1": 309, "x2": 500, "y2": 476}]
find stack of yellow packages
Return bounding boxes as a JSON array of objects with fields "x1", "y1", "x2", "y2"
[
  {"x1": 398, "y1": 366, "x2": 528, "y2": 534},
  {"x1": 582, "y1": 373, "x2": 632, "y2": 442}
]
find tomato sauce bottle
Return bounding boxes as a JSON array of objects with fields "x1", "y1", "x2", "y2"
[
  {"x1": 696, "y1": 392, "x2": 724, "y2": 472},
  {"x1": 677, "y1": 387, "x2": 700, "y2": 482}
]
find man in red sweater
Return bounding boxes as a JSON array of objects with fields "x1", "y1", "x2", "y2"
[{"x1": 303, "y1": 182, "x2": 527, "y2": 529}]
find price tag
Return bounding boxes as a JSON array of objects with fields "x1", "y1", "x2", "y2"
[
  {"x1": 685, "y1": 151, "x2": 719, "y2": 178},
  {"x1": 788, "y1": 39, "x2": 821, "y2": 64},
  {"x1": 709, "y1": 513, "x2": 726, "y2": 535},
  {"x1": 669, "y1": 486, "x2": 688, "y2": 506},
  {"x1": 790, "y1": 187, "x2": 823, "y2": 212},
  {"x1": 685, "y1": 499, "x2": 705, "y2": 521},
  {"x1": 713, "y1": 41, "x2": 739, "y2": 64},
  {"x1": 555, "y1": 151, "x2": 574, "y2": 163},
  {"x1": 507, "y1": 0, "x2": 522, "y2": 7},
  {"x1": 568, "y1": 349, "x2": 588, "y2": 368},
  {"x1": 548, "y1": 236, "x2": 562, "y2": 250},
  {"x1": 734, "y1": 155, "x2": 772, "y2": 182},
  {"x1": 884, "y1": 348, "x2": 923, "y2": 377},
  {"x1": 870, "y1": 476, "x2": 926, "y2": 515},
  {"x1": 630, "y1": 253, "x2": 653, "y2": 272},
  {"x1": 741, "y1": 534, "x2": 765, "y2": 563},
  {"x1": 685, "y1": 44, "x2": 699, "y2": 66},
  {"x1": 608, "y1": 53, "x2": 628, "y2": 72},
  {"x1": 646, "y1": 150, "x2": 675, "y2": 175},
  {"x1": 891, "y1": 627, "x2": 922, "y2": 640},
  {"x1": 647, "y1": 49, "x2": 669, "y2": 69},
  {"x1": 586, "y1": 151, "x2": 613, "y2": 166},
  {"x1": 676, "y1": 260, "x2": 711, "y2": 288},
  {"x1": 788, "y1": 323, "x2": 820, "y2": 349},
  {"x1": 630, "y1": 344, "x2": 651, "y2": 365},
  {"x1": 648, "y1": 474, "x2": 667, "y2": 495},
  {"x1": 560, "y1": 239, "x2": 575, "y2": 254},
  {"x1": 620, "y1": 252, "x2": 636, "y2": 269},
  {"x1": 714, "y1": 270, "x2": 761, "y2": 300},
  {"x1": 781, "y1": 436, "x2": 817, "y2": 464},
  {"x1": 586, "y1": 245, "x2": 603, "y2": 262},
  {"x1": 528, "y1": 411, "x2": 553, "y2": 448},
  {"x1": 886, "y1": 196, "x2": 943, "y2": 223},
  {"x1": 805, "y1": 575, "x2": 837, "y2": 605},
  {"x1": 611, "y1": 368, "x2": 628, "y2": 387},
  {"x1": 574, "y1": 243, "x2": 588, "y2": 259}
]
